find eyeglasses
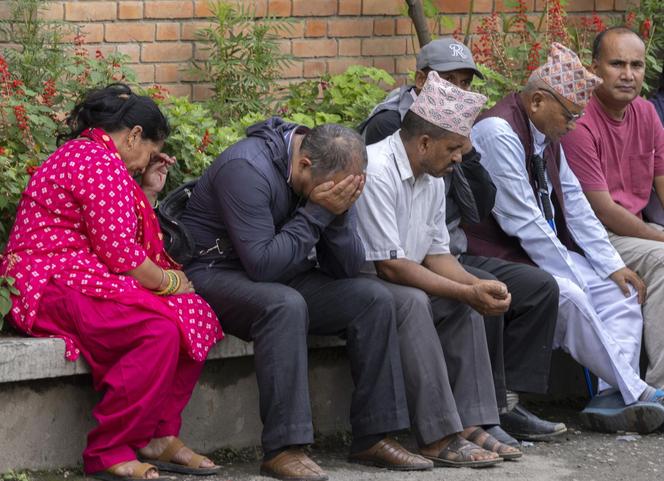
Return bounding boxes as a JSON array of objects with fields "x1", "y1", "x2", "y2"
[{"x1": 540, "y1": 88, "x2": 583, "y2": 123}]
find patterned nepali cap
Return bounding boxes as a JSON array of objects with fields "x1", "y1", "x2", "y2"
[
  {"x1": 409, "y1": 70, "x2": 488, "y2": 137},
  {"x1": 530, "y1": 42, "x2": 603, "y2": 107}
]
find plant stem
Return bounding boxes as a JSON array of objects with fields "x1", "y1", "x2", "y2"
[{"x1": 465, "y1": 0, "x2": 475, "y2": 45}]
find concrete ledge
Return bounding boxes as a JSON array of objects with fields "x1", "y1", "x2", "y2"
[{"x1": 0, "y1": 334, "x2": 346, "y2": 383}]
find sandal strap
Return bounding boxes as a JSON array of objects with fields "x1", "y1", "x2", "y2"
[
  {"x1": 187, "y1": 453, "x2": 206, "y2": 469},
  {"x1": 107, "y1": 462, "x2": 158, "y2": 479},
  {"x1": 465, "y1": 427, "x2": 500, "y2": 452},
  {"x1": 159, "y1": 437, "x2": 185, "y2": 462},
  {"x1": 440, "y1": 435, "x2": 489, "y2": 462}
]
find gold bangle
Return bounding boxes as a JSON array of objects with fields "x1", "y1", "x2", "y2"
[{"x1": 155, "y1": 270, "x2": 178, "y2": 296}]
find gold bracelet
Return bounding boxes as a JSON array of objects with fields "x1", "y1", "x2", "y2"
[{"x1": 155, "y1": 270, "x2": 178, "y2": 296}]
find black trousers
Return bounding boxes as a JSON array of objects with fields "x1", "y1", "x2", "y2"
[
  {"x1": 460, "y1": 255, "x2": 559, "y2": 396},
  {"x1": 186, "y1": 261, "x2": 410, "y2": 453}
]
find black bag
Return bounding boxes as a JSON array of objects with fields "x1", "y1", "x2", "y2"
[{"x1": 156, "y1": 179, "x2": 198, "y2": 265}]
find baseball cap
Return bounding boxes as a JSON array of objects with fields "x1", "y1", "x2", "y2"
[{"x1": 416, "y1": 37, "x2": 484, "y2": 79}]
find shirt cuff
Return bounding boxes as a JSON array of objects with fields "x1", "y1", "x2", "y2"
[
  {"x1": 301, "y1": 202, "x2": 336, "y2": 228},
  {"x1": 364, "y1": 247, "x2": 406, "y2": 262}
]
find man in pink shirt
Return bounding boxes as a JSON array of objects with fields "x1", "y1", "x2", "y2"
[{"x1": 562, "y1": 27, "x2": 664, "y2": 388}]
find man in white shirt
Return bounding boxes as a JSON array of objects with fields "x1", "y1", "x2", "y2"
[
  {"x1": 466, "y1": 42, "x2": 664, "y2": 433},
  {"x1": 355, "y1": 72, "x2": 520, "y2": 467}
]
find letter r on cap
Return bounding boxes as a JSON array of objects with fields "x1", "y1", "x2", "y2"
[{"x1": 450, "y1": 43, "x2": 467, "y2": 59}]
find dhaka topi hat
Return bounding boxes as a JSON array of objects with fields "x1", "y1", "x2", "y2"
[
  {"x1": 529, "y1": 42, "x2": 603, "y2": 107},
  {"x1": 409, "y1": 70, "x2": 488, "y2": 138}
]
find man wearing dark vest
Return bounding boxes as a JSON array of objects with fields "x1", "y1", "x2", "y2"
[
  {"x1": 360, "y1": 37, "x2": 564, "y2": 442},
  {"x1": 467, "y1": 42, "x2": 664, "y2": 433}
]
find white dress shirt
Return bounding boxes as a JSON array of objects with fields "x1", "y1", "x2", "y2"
[
  {"x1": 471, "y1": 117, "x2": 624, "y2": 289},
  {"x1": 355, "y1": 131, "x2": 450, "y2": 273}
]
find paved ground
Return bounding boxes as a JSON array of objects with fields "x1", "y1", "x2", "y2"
[{"x1": 24, "y1": 402, "x2": 664, "y2": 481}]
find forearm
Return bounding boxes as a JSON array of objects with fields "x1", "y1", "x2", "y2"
[
  {"x1": 422, "y1": 254, "x2": 479, "y2": 285},
  {"x1": 594, "y1": 199, "x2": 664, "y2": 242},
  {"x1": 375, "y1": 257, "x2": 472, "y2": 302},
  {"x1": 654, "y1": 176, "x2": 664, "y2": 215},
  {"x1": 125, "y1": 257, "x2": 166, "y2": 290},
  {"x1": 143, "y1": 189, "x2": 158, "y2": 208},
  {"x1": 318, "y1": 211, "x2": 365, "y2": 277}
]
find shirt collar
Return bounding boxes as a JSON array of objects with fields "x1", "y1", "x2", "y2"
[
  {"x1": 389, "y1": 130, "x2": 415, "y2": 182},
  {"x1": 529, "y1": 119, "x2": 548, "y2": 149}
]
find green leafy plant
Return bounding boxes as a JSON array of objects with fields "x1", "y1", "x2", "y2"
[
  {"x1": 283, "y1": 66, "x2": 395, "y2": 127},
  {"x1": 192, "y1": 1, "x2": 292, "y2": 122}
]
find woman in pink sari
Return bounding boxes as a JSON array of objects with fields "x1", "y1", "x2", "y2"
[{"x1": 2, "y1": 84, "x2": 223, "y2": 480}]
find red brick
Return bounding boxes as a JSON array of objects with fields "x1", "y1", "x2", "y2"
[
  {"x1": 327, "y1": 57, "x2": 371, "y2": 75},
  {"x1": 144, "y1": 1, "x2": 194, "y2": 19},
  {"x1": 362, "y1": 0, "x2": 403, "y2": 15},
  {"x1": 280, "y1": 59, "x2": 304, "y2": 78},
  {"x1": 0, "y1": 3, "x2": 10, "y2": 20},
  {"x1": 142, "y1": 43, "x2": 193, "y2": 62},
  {"x1": 194, "y1": 42, "x2": 211, "y2": 61},
  {"x1": 566, "y1": 0, "x2": 595, "y2": 10},
  {"x1": 268, "y1": 0, "x2": 291, "y2": 16},
  {"x1": 292, "y1": 0, "x2": 336, "y2": 16},
  {"x1": 328, "y1": 18, "x2": 374, "y2": 37},
  {"x1": 65, "y1": 2, "x2": 116, "y2": 21},
  {"x1": 495, "y1": 0, "x2": 534, "y2": 12},
  {"x1": 305, "y1": 19, "x2": 327, "y2": 37},
  {"x1": 194, "y1": 0, "x2": 213, "y2": 17},
  {"x1": 157, "y1": 23, "x2": 180, "y2": 41},
  {"x1": 118, "y1": 2, "x2": 143, "y2": 19},
  {"x1": 396, "y1": 18, "x2": 414, "y2": 35},
  {"x1": 362, "y1": 37, "x2": 407, "y2": 56},
  {"x1": 181, "y1": 21, "x2": 213, "y2": 41},
  {"x1": 117, "y1": 44, "x2": 141, "y2": 62},
  {"x1": 373, "y1": 57, "x2": 395, "y2": 73},
  {"x1": 338, "y1": 0, "x2": 361, "y2": 15},
  {"x1": 292, "y1": 38, "x2": 337, "y2": 57},
  {"x1": 272, "y1": 20, "x2": 305, "y2": 39},
  {"x1": 614, "y1": 0, "x2": 638, "y2": 9},
  {"x1": 374, "y1": 18, "x2": 395, "y2": 36},
  {"x1": 434, "y1": 0, "x2": 492, "y2": 13},
  {"x1": 63, "y1": 23, "x2": 104, "y2": 43},
  {"x1": 105, "y1": 23, "x2": 156, "y2": 42},
  {"x1": 276, "y1": 39, "x2": 292, "y2": 55},
  {"x1": 595, "y1": 0, "x2": 615, "y2": 10},
  {"x1": 396, "y1": 56, "x2": 416, "y2": 74},
  {"x1": 303, "y1": 60, "x2": 326, "y2": 77},
  {"x1": 132, "y1": 64, "x2": 156, "y2": 83},
  {"x1": 193, "y1": 84, "x2": 214, "y2": 101},
  {"x1": 38, "y1": 2, "x2": 64, "y2": 21},
  {"x1": 162, "y1": 83, "x2": 192, "y2": 98},
  {"x1": 338, "y1": 38, "x2": 361, "y2": 56},
  {"x1": 155, "y1": 63, "x2": 183, "y2": 83},
  {"x1": 241, "y1": 0, "x2": 268, "y2": 17}
]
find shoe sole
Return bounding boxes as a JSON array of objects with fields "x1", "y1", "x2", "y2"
[
  {"x1": 420, "y1": 454, "x2": 503, "y2": 469},
  {"x1": 347, "y1": 458, "x2": 433, "y2": 471},
  {"x1": 500, "y1": 451, "x2": 523, "y2": 461},
  {"x1": 259, "y1": 467, "x2": 328, "y2": 481},
  {"x1": 508, "y1": 426, "x2": 568, "y2": 442},
  {"x1": 580, "y1": 403, "x2": 664, "y2": 434}
]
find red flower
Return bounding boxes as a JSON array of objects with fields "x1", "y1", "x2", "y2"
[
  {"x1": 641, "y1": 18, "x2": 652, "y2": 40},
  {"x1": 625, "y1": 12, "x2": 636, "y2": 28},
  {"x1": 95, "y1": 49, "x2": 104, "y2": 59},
  {"x1": 527, "y1": 42, "x2": 542, "y2": 71},
  {"x1": 42, "y1": 79, "x2": 56, "y2": 107},
  {"x1": 591, "y1": 13, "x2": 607, "y2": 33},
  {"x1": 26, "y1": 166, "x2": 38, "y2": 176},
  {"x1": 197, "y1": 130, "x2": 212, "y2": 153},
  {"x1": 13, "y1": 105, "x2": 29, "y2": 132},
  {"x1": 0, "y1": 147, "x2": 5, "y2": 156},
  {"x1": 149, "y1": 84, "x2": 168, "y2": 101}
]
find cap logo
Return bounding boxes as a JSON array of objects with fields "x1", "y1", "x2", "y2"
[{"x1": 449, "y1": 43, "x2": 467, "y2": 59}]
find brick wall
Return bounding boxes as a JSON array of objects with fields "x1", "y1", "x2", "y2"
[{"x1": 0, "y1": 0, "x2": 636, "y2": 99}]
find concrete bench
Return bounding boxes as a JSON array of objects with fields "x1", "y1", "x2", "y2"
[{"x1": 0, "y1": 334, "x2": 352, "y2": 473}]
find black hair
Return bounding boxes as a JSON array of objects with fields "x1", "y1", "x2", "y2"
[
  {"x1": 300, "y1": 124, "x2": 367, "y2": 178},
  {"x1": 400, "y1": 110, "x2": 453, "y2": 141},
  {"x1": 64, "y1": 83, "x2": 170, "y2": 142},
  {"x1": 592, "y1": 26, "x2": 643, "y2": 61}
]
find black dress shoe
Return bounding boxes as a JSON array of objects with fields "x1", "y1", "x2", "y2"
[{"x1": 499, "y1": 404, "x2": 567, "y2": 441}]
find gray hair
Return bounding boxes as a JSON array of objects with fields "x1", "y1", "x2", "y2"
[{"x1": 300, "y1": 124, "x2": 367, "y2": 179}]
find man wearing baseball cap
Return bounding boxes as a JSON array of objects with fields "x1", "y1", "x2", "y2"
[{"x1": 360, "y1": 38, "x2": 564, "y2": 443}]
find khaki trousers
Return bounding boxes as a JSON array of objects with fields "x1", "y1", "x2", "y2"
[{"x1": 609, "y1": 223, "x2": 664, "y2": 388}]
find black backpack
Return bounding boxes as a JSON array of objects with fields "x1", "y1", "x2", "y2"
[{"x1": 156, "y1": 179, "x2": 198, "y2": 265}]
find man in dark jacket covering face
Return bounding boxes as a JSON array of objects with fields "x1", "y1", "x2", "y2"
[{"x1": 181, "y1": 119, "x2": 431, "y2": 481}]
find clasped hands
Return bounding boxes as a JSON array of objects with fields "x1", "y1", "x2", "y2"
[{"x1": 309, "y1": 174, "x2": 365, "y2": 215}]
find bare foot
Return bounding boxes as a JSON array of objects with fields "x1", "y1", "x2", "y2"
[
  {"x1": 107, "y1": 460, "x2": 160, "y2": 479},
  {"x1": 138, "y1": 436, "x2": 217, "y2": 469},
  {"x1": 420, "y1": 432, "x2": 499, "y2": 462}
]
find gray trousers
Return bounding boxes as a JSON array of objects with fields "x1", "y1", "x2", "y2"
[
  {"x1": 187, "y1": 261, "x2": 410, "y2": 453},
  {"x1": 365, "y1": 275, "x2": 499, "y2": 446}
]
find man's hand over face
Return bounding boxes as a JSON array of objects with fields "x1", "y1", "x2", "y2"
[{"x1": 309, "y1": 174, "x2": 364, "y2": 215}]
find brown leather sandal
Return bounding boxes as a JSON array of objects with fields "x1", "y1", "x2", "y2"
[
  {"x1": 464, "y1": 427, "x2": 523, "y2": 460},
  {"x1": 420, "y1": 434, "x2": 503, "y2": 468},
  {"x1": 138, "y1": 437, "x2": 221, "y2": 476},
  {"x1": 92, "y1": 461, "x2": 172, "y2": 480}
]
